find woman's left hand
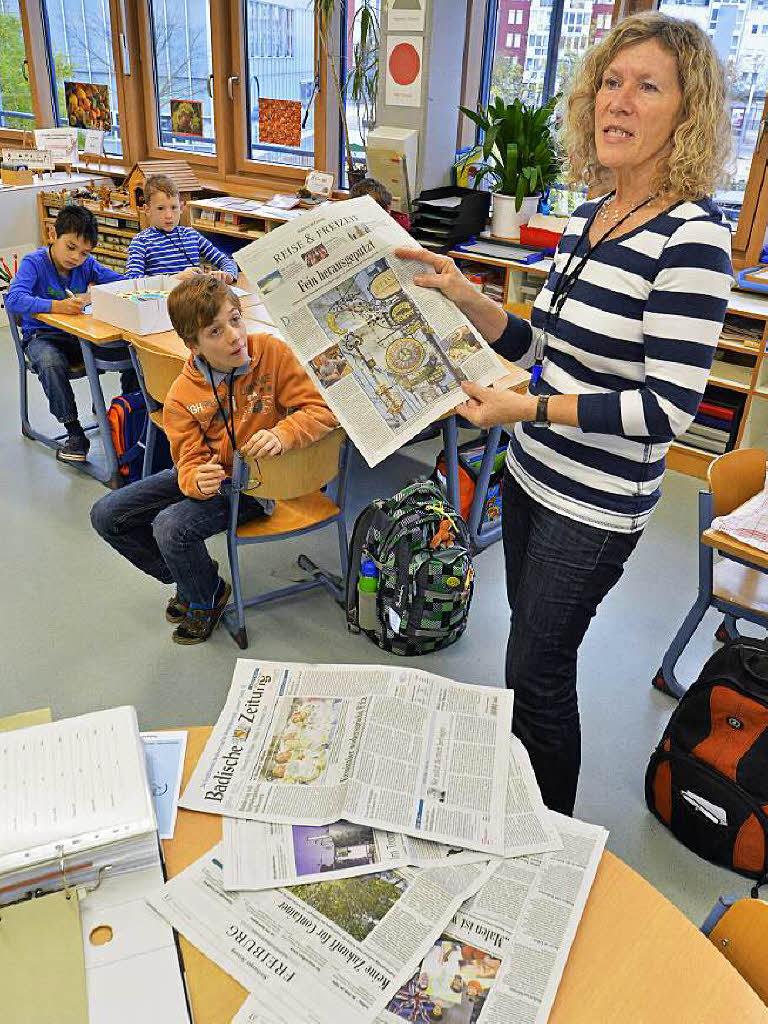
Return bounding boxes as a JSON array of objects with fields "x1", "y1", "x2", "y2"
[{"x1": 456, "y1": 381, "x2": 534, "y2": 428}]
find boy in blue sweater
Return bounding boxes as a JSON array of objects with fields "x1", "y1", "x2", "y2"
[
  {"x1": 125, "y1": 174, "x2": 238, "y2": 281},
  {"x1": 7, "y1": 205, "x2": 137, "y2": 462}
]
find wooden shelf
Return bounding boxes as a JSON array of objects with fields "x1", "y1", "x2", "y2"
[
  {"x1": 717, "y1": 338, "x2": 762, "y2": 356},
  {"x1": 707, "y1": 360, "x2": 754, "y2": 392},
  {"x1": 667, "y1": 441, "x2": 716, "y2": 479},
  {"x1": 190, "y1": 218, "x2": 264, "y2": 240},
  {"x1": 43, "y1": 196, "x2": 140, "y2": 222},
  {"x1": 93, "y1": 245, "x2": 127, "y2": 260}
]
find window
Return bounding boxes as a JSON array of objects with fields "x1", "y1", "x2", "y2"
[
  {"x1": 514, "y1": 33, "x2": 521, "y2": 48},
  {"x1": 0, "y1": 0, "x2": 33, "y2": 130},
  {"x1": 517, "y1": 8, "x2": 523, "y2": 24},
  {"x1": 244, "y1": 0, "x2": 315, "y2": 167},
  {"x1": 42, "y1": 0, "x2": 122, "y2": 156},
  {"x1": 506, "y1": 32, "x2": 513, "y2": 47},
  {"x1": 147, "y1": 0, "x2": 216, "y2": 157},
  {"x1": 509, "y1": 9, "x2": 515, "y2": 24}
]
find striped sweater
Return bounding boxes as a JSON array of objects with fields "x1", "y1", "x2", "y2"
[
  {"x1": 495, "y1": 197, "x2": 733, "y2": 533},
  {"x1": 125, "y1": 225, "x2": 238, "y2": 279}
]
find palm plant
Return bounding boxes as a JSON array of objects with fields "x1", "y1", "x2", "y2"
[
  {"x1": 315, "y1": 0, "x2": 380, "y2": 181},
  {"x1": 460, "y1": 95, "x2": 561, "y2": 210}
]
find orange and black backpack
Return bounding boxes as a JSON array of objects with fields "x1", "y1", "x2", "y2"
[{"x1": 646, "y1": 638, "x2": 768, "y2": 881}]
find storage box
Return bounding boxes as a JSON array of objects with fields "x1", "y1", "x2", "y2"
[{"x1": 91, "y1": 275, "x2": 180, "y2": 336}]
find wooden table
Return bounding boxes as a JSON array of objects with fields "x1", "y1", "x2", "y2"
[
  {"x1": 34, "y1": 309, "x2": 134, "y2": 488},
  {"x1": 163, "y1": 728, "x2": 768, "y2": 1024}
]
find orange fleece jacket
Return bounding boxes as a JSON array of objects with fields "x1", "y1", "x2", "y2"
[{"x1": 163, "y1": 331, "x2": 338, "y2": 498}]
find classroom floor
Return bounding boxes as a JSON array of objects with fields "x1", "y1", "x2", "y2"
[{"x1": 0, "y1": 322, "x2": 755, "y2": 930}]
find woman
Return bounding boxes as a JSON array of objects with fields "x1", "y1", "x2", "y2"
[{"x1": 398, "y1": 13, "x2": 733, "y2": 815}]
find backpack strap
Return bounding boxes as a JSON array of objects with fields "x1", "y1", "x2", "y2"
[{"x1": 750, "y1": 874, "x2": 768, "y2": 900}]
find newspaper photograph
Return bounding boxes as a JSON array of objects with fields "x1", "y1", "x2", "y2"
[
  {"x1": 235, "y1": 195, "x2": 506, "y2": 467},
  {"x1": 149, "y1": 842, "x2": 497, "y2": 1024},
  {"x1": 222, "y1": 738, "x2": 559, "y2": 891},
  {"x1": 179, "y1": 661, "x2": 513, "y2": 854}
]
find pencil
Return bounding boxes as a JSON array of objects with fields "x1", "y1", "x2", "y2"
[
  {"x1": 0, "y1": 257, "x2": 12, "y2": 278},
  {"x1": 13, "y1": 252, "x2": 17, "y2": 275}
]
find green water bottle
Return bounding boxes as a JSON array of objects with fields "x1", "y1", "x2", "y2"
[{"x1": 357, "y1": 558, "x2": 379, "y2": 631}]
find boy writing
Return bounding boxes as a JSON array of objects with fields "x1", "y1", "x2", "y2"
[
  {"x1": 90, "y1": 276, "x2": 337, "y2": 645},
  {"x1": 6, "y1": 205, "x2": 137, "y2": 462},
  {"x1": 126, "y1": 174, "x2": 239, "y2": 281}
]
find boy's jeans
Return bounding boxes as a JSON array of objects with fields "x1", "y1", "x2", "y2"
[
  {"x1": 90, "y1": 468, "x2": 265, "y2": 606},
  {"x1": 24, "y1": 328, "x2": 138, "y2": 424}
]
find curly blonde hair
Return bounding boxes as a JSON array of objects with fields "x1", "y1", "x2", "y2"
[{"x1": 562, "y1": 12, "x2": 730, "y2": 200}]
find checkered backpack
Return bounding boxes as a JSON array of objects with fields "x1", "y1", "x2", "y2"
[{"x1": 345, "y1": 480, "x2": 474, "y2": 656}]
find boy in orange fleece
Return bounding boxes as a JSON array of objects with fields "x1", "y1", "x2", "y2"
[{"x1": 90, "y1": 277, "x2": 337, "y2": 645}]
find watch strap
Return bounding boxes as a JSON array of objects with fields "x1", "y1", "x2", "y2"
[{"x1": 534, "y1": 394, "x2": 550, "y2": 426}]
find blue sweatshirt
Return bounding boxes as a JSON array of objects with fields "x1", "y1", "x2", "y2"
[{"x1": 6, "y1": 246, "x2": 123, "y2": 340}]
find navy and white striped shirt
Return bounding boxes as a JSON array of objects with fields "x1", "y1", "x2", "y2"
[
  {"x1": 125, "y1": 225, "x2": 238, "y2": 279},
  {"x1": 495, "y1": 197, "x2": 733, "y2": 533}
]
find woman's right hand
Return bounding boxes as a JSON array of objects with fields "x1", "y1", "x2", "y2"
[{"x1": 394, "y1": 247, "x2": 476, "y2": 309}]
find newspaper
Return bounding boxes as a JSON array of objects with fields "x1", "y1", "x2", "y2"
[
  {"x1": 395, "y1": 813, "x2": 606, "y2": 1024},
  {"x1": 149, "y1": 842, "x2": 497, "y2": 1024},
  {"x1": 179, "y1": 660, "x2": 513, "y2": 855},
  {"x1": 234, "y1": 195, "x2": 506, "y2": 467},
  {"x1": 221, "y1": 736, "x2": 560, "y2": 891}
]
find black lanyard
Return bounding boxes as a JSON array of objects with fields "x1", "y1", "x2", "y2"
[
  {"x1": 48, "y1": 246, "x2": 72, "y2": 296},
  {"x1": 164, "y1": 227, "x2": 195, "y2": 268},
  {"x1": 203, "y1": 361, "x2": 238, "y2": 454},
  {"x1": 531, "y1": 191, "x2": 657, "y2": 387}
]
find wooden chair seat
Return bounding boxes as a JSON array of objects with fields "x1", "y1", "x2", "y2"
[
  {"x1": 702, "y1": 529, "x2": 768, "y2": 572},
  {"x1": 236, "y1": 491, "x2": 340, "y2": 539},
  {"x1": 712, "y1": 558, "x2": 768, "y2": 617}
]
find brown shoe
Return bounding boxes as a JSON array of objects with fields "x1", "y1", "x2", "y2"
[
  {"x1": 166, "y1": 562, "x2": 217, "y2": 623},
  {"x1": 172, "y1": 582, "x2": 231, "y2": 645}
]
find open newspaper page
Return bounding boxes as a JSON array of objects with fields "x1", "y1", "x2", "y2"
[
  {"x1": 235, "y1": 195, "x2": 506, "y2": 467},
  {"x1": 363, "y1": 813, "x2": 605, "y2": 1024},
  {"x1": 222, "y1": 737, "x2": 559, "y2": 891},
  {"x1": 149, "y1": 842, "x2": 496, "y2": 1024},
  {"x1": 180, "y1": 660, "x2": 512, "y2": 853}
]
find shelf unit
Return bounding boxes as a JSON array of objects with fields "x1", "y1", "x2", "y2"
[
  {"x1": 449, "y1": 244, "x2": 768, "y2": 479},
  {"x1": 39, "y1": 191, "x2": 143, "y2": 273}
]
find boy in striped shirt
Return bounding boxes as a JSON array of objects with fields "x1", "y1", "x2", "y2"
[{"x1": 125, "y1": 174, "x2": 238, "y2": 282}]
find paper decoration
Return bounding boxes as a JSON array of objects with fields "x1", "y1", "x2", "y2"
[
  {"x1": 64, "y1": 81, "x2": 112, "y2": 131},
  {"x1": 258, "y1": 98, "x2": 302, "y2": 147},
  {"x1": 388, "y1": 0, "x2": 425, "y2": 32},
  {"x1": 304, "y1": 170, "x2": 334, "y2": 198},
  {"x1": 385, "y1": 36, "x2": 423, "y2": 107},
  {"x1": 34, "y1": 128, "x2": 78, "y2": 165},
  {"x1": 1, "y1": 148, "x2": 54, "y2": 171},
  {"x1": 82, "y1": 129, "x2": 105, "y2": 156},
  {"x1": 170, "y1": 99, "x2": 204, "y2": 137}
]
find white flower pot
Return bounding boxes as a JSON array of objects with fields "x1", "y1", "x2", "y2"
[{"x1": 491, "y1": 193, "x2": 540, "y2": 240}]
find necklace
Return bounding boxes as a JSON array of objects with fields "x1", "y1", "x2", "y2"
[{"x1": 597, "y1": 191, "x2": 657, "y2": 228}]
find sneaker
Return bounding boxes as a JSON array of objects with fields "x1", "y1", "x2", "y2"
[
  {"x1": 56, "y1": 432, "x2": 90, "y2": 463},
  {"x1": 165, "y1": 562, "x2": 218, "y2": 623},
  {"x1": 172, "y1": 581, "x2": 231, "y2": 646}
]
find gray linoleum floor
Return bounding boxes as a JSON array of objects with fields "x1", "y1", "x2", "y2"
[{"x1": 0, "y1": 323, "x2": 757, "y2": 929}]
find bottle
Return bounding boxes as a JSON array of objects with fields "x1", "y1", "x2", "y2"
[{"x1": 357, "y1": 558, "x2": 379, "y2": 632}]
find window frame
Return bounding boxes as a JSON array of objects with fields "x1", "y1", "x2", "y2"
[{"x1": 0, "y1": 0, "x2": 54, "y2": 144}]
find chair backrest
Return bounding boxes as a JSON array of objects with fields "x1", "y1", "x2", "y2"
[
  {"x1": 243, "y1": 428, "x2": 347, "y2": 501},
  {"x1": 129, "y1": 340, "x2": 185, "y2": 405},
  {"x1": 707, "y1": 897, "x2": 768, "y2": 1005},
  {"x1": 708, "y1": 448, "x2": 767, "y2": 518},
  {"x1": 5, "y1": 308, "x2": 24, "y2": 360}
]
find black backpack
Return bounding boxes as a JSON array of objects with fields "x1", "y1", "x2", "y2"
[
  {"x1": 646, "y1": 637, "x2": 768, "y2": 880},
  {"x1": 345, "y1": 480, "x2": 474, "y2": 656}
]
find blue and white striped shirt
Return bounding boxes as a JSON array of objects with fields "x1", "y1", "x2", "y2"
[
  {"x1": 495, "y1": 197, "x2": 733, "y2": 533},
  {"x1": 125, "y1": 226, "x2": 238, "y2": 279}
]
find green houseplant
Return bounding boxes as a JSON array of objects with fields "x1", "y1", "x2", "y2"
[
  {"x1": 460, "y1": 94, "x2": 561, "y2": 238},
  {"x1": 315, "y1": 0, "x2": 380, "y2": 183}
]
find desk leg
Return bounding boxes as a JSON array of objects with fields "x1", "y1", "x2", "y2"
[
  {"x1": 441, "y1": 416, "x2": 461, "y2": 517},
  {"x1": 78, "y1": 338, "x2": 123, "y2": 489},
  {"x1": 467, "y1": 425, "x2": 503, "y2": 552}
]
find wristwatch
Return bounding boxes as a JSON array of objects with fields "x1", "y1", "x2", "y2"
[{"x1": 532, "y1": 394, "x2": 550, "y2": 428}]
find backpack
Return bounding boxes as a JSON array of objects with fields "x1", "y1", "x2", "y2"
[
  {"x1": 433, "y1": 436, "x2": 508, "y2": 526},
  {"x1": 107, "y1": 391, "x2": 148, "y2": 483},
  {"x1": 345, "y1": 480, "x2": 474, "y2": 656},
  {"x1": 646, "y1": 637, "x2": 768, "y2": 881}
]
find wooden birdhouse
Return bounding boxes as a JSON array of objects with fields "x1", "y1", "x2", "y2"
[{"x1": 123, "y1": 160, "x2": 202, "y2": 212}]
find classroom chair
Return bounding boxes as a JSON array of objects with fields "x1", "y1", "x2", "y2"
[
  {"x1": 128, "y1": 338, "x2": 184, "y2": 477},
  {"x1": 701, "y1": 885, "x2": 768, "y2": 1005},
  {"x1": 224, "y1": 429, "x2": 351, "y2": 650},
  {"x1": 7, "y1": 309, "x2": 98, "y2": 451},
  {"x1": 653, "y1": 448, "x2": 768, "y2": 698}
]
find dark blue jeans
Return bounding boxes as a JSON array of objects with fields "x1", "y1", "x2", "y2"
[
  {"x1": 502, "y1": 469, "x2": 642, "y2": 815},
  {"x1": 90, "y1": 468, "x2": 264, "y2": 607},
  {"x1": 24, "y1": 328, "x2": 138, "y2": 425}
]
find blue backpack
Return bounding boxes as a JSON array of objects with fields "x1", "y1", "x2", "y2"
[{"x1": 107, "y1": 391, "x2": 148, "y2": 483}]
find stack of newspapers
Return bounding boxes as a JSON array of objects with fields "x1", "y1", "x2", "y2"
[{"x1": 148, "y1": 661, "x2": 609, "y2": 1024}]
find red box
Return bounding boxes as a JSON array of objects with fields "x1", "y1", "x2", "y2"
[{"x1": 520, "y1": 225, "x2": 562, "y2": 249}]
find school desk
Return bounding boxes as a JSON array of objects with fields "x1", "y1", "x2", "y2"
[
  {"x1": 33, "y1": 309, "x2": 133, "y2": 488},
  {"x1": 162, "y1": 727, "x2": 768, "y2": 1024}
]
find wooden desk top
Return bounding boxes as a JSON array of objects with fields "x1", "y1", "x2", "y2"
[
  {"x1": 163, "y1": 727, "x2": 767, "y2": 1024},
  {"x1": 34, "y1": 310, "x2": 125, "y2": 344}
]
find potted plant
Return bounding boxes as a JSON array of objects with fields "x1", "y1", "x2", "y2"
[
  {"x1": 315, "y1": 0, "x2": 380, "y2": 185},
  {"x1": 460, "y1": 94, "x2": 561, "y2": 240}
]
